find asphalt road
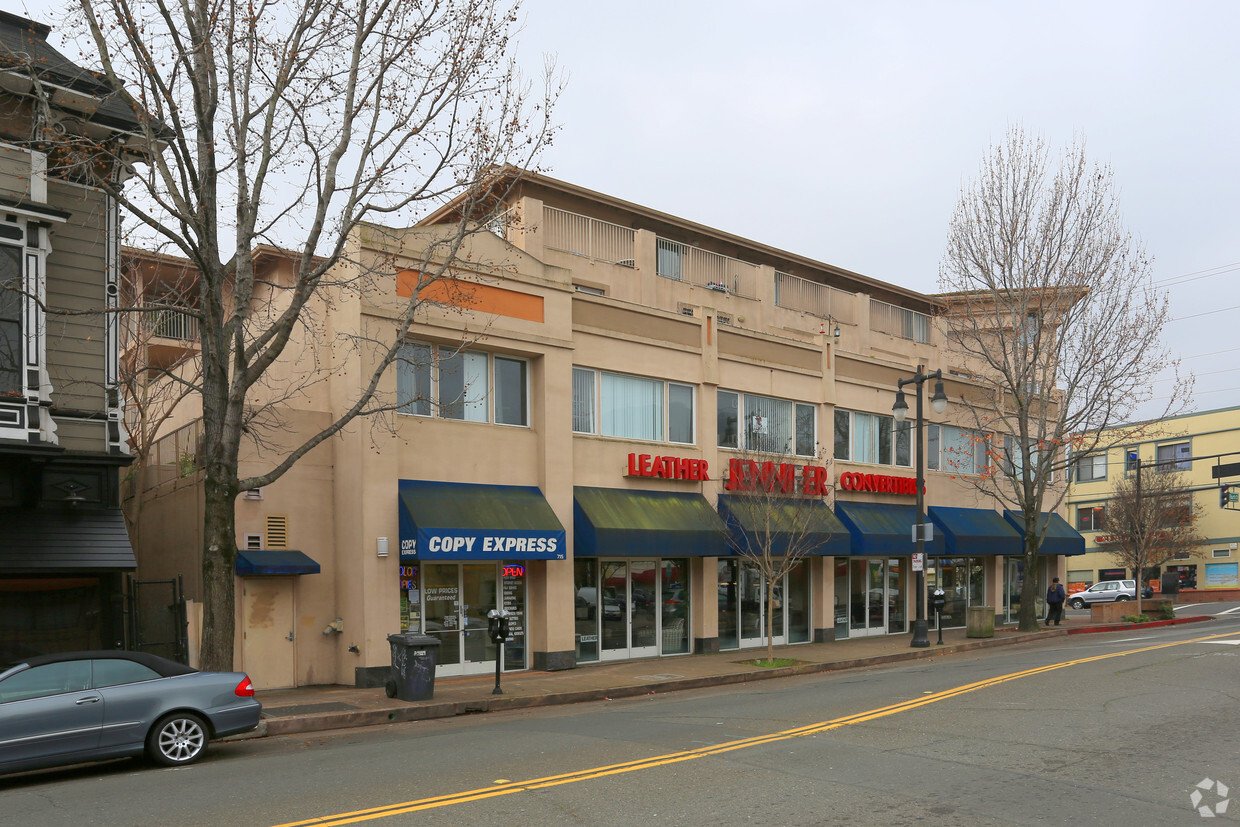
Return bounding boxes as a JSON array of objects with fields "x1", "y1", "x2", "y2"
[{"x1": 5, "y1": 610, "x2": 1240, "y2": 826}]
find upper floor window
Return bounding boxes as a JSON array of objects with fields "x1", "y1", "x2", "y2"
[
  {"x1": 1155, "y1": 441, "x2": 1190, "y2": 473},
  {"x1": 1074, "y1": 453, "x2": 1108, "y2": 482},
  {"x1": 1158, "y1": 493, "x2": 1193, "y2": 527},
  {"x1": 0, "y1": 239, "x2": 21, "y2": 397},
  {"x1": 397, "y1": 342, "x2": 528, "y2": 426},
  {"x1": 833, "y1": 409, "x2": 910, "y2": 467},
  {"x1": 1077, "y1": 505, "x2": 1105, "y2": 532},
  {"x1": 719, "y1": 390, "x2": 815, "y2": 457},
  {"x1": 929, "y1": 424, "x2": 987, "y2": 475},
  {"x1": 573, "y1": 367, "x2": 693, "y2": 444}
]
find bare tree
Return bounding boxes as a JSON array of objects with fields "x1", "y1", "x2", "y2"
[
  {"x1": 1097, "y1": 468, "x2": 1204, "y2": 614},
  {"x1": 36, "y1": 0, "x2": 559, "y2": 669},
  {"x1": 718, "y1": 454, "x2": 837, "y2": 665},
  {"x1": 937, "y1": 127, "x2": 1191, "y2": 631}
]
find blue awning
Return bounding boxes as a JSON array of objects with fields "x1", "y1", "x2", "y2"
[
  {"x1": 1002, "y1": 511, "x2": 1086, "y2": 556},
  {"x1": 834, "y1": 501, "x2": 945, "y2": 556},
  {"x1": 399, "y1": 480, "x2": 566, "y2": 561},
  {"x1": 718, "y1": 495, "x2": 849, "y2": 557},
  {"x1": 574, "y1": 487, "x2": 727, "y2": 557},
  {"x1": 927, "y1": 506, "x2": 1024, "y2": 556},
  {"x1": 235, "y1": 550, "x2": 320, "y2": 576}
]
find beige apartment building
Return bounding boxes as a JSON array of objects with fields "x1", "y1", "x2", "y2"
[
  {"x1": 131, "y1": 171, "x2": 1082, "y2": 689},
  {"x1": 1066, "y1": 405, "x2": 1240, "y2": 597}
]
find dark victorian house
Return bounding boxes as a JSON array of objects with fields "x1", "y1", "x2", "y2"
[{"x1": 0, "y1": 11, "x2": 149, "y2": 659}]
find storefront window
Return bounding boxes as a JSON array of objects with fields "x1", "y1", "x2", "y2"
[
  {"x1": 833, "y1": 558, "x2": 849, "y2": 640},
  {"x1": 717, "y1": 559, "x2": 739, "y2": 650},
  {"x1": 574, "y1": 558, "x2": 599, "y2": 663},
  {"x1": 661, "y1": 559, "x2": 689, "y2": 654},
  {"x1": 501, "y1": 562, "x2": 527, "y2": 670},
  {"x1": 787, "y1": 560, "x2": 810, "y2": 643}
]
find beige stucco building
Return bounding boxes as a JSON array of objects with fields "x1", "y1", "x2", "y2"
[
  {"x1": 1066, "y1": 405, "x2": 1240, "y2": 596},
  {"x1": 131, "y1": 172, "x2": 1082, "y2": 689}
]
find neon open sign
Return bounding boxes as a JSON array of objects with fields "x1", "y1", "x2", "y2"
[{"x1": 502, "y1": 565, "x2": 526, "y2": 578}]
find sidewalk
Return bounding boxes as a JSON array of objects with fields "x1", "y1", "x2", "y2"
[{"x1": 246, "y1": 614, "x2": 1212, "y2": 739}]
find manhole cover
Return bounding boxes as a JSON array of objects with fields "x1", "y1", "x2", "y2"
[{"x1": 262, "y1": 702, "x2": 359, "y2": 717}]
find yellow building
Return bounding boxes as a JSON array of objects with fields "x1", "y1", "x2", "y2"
[
  {"x1": 1067, "y1": 405, "x2": 1240, "y2": 597},
  {"x1": 130, "y1": 171, "x2": 1081, "y2": 689}
]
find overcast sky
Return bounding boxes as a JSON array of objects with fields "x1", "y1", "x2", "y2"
[
  {"x1": 11, "y1": 0, "x2": 1237, "y2": 421},
  {"x1": 509, "y1": 0, "x2": 1239, "y2": 422}
]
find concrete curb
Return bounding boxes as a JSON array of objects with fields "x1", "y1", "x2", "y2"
[
  {"x1": 241, "y1": 616, "x2": 1216, "y2": 740},
  {"x1": 251, "y1": 629, "x2": 1063, "y2": 738}
]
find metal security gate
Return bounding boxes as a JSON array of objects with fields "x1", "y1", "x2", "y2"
[{"x1": 125, "y1": 574, "x2": 189, "y2": 664}]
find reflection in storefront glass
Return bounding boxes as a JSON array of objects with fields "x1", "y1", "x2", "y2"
[
  {"x1": 574, "y1": 558, "x2": 599, "y2": 663},
  {"x1": 717, "y1": 559, "x2": 738, "y2": 650},
  {"x1": 787, "y1": 560, "x2": 810, "y2": 643},
  {"x1": 661, "y1": 559, "x2": 689, "y2": 654},
  {"x1": 423, "y1": 564, "x2": 461, "y2": 667}
]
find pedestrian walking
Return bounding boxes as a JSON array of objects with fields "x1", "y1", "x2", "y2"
[{"x1": 1045, "y1": 577, "x2": 1066, "y2": 626}]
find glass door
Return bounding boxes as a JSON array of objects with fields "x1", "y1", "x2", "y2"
[
  {"x1": 460, "y1": 564, "x2": 498, "y2": 675},
  {"x1": 738, "y1": 562, "x2": 786, "y2": 649},
  {"x1": 421, "y1": 563, "x2": 500, "y2": 677},
  {"x1": 630, "y1": 560, "x2": 658, "y2": 658},
  {"x1": 849, "y1": 558, "x2": 889, "y2": 636},
  {"x1": 599, "y1": 560, "x2": 661, "y2": 660}
]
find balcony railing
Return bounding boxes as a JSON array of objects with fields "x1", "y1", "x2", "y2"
[
  {"x1": 774, "y1": 272, "x2": 856, "y2": 322},
  {"x1": 655, "y1": 237, "x2": 758, "y2": 295},
  {"x1": 543, "y1": 206, "x2": 635, "y2": 266},
  {"x1": 870, "y1": 298, "x2": 931, "y2": 344},
  {"x1": 144, "y1": 308, "x2": 199, "y2": 342}
]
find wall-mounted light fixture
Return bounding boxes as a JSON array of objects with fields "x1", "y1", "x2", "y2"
[{"x1": 377, "y1": 537, "x2": 389, "y2": 558}]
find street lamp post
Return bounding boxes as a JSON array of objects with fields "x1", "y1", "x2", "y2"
[{"x1": 893, "y1": 364, "x2": 947, "y2": 649}]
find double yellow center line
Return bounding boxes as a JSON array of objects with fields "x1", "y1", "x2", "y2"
[{"x1": 274, "y1": 630, "x2": 1235, "y2": 825}]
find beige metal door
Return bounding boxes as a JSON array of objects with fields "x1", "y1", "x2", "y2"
[{"x1": 241, "y1": 578, "x2": 296, "y2": 690}]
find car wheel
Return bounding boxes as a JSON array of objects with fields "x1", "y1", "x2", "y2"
[
  {"x1": 385, "y1": 679, "x2": 397, "y2": 698},
  {"x1": 147, "y1": 712, "x2": 209, "y2": 767},
  {"x1": 1069, "y1": 598, "x2": 1085, "y2": 610},
  {"x1": 1116, "y1": 595, "x2": 1131, "y2": 602}
]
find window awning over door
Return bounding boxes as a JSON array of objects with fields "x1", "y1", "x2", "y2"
[
  {"x1": 235, "y1": 550, "x2": 321, "y2": 576},
  {"x1": 573, "y1": 486, "x2": 727, "y2": 557},
  {"x1": 717, "y1": 495, "x2": 850, "y2": 556},
  {"x1": 1003, "y1": 511, "x2": 1086, "y2": 556},
  {"x1": 399, "y1": 480, "x2": 566, "y2": 561},
  {"x1": 927, "y1": 506, "x2": 1024, "y2": 556},
  {"x1": 834, "y1": 501, "x2": 945, "y2": 556}
]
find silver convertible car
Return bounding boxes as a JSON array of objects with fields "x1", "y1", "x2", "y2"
[{"x1": 0, "y1": 650, "x2": 262, "y2": 775}]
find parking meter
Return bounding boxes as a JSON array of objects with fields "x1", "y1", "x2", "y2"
[
  {"x1": 931, "y1": 590, "x2": 946, "y2": 645},
  {"x1": 487, "y1": 609, "x2": 510, "y2": 695},
  {"x1": 487, "y1": 608, "x2": 510, "y2": 643}
]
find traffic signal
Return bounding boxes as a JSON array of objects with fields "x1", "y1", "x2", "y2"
[{"x1": 1224, "y1": 485, "x2": 1233, "y2": 509}]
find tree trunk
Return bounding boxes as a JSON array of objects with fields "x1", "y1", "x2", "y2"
[
  {"x1": 765, "y1": 576, "x2": 775, "y2": 665},
  {"x1": 1018, "y1": 535, "x2": 1041, "y2": 632},
  {"x1": 199, "y1": 471, "x2": 239, "y2": 671}
]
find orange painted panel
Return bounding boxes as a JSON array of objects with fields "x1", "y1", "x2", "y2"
[{"x1": 395, "y1": 270, "x2": 543, "y2": 323}]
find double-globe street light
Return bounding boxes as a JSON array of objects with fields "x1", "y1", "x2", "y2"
[{"x1": 892, "y1": 365, "x2": 947, "y2": 648}]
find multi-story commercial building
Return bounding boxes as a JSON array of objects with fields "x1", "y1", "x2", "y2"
[
  {"x1": 0, "y1": 12, "x2": 146, "y2": 659},
  {"x1": 131, "y1": 170, "x2": 1083, "y2": 689},
  {"x1": 1067, "y1": 405, "x2": 1240, "y2": 596}
]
